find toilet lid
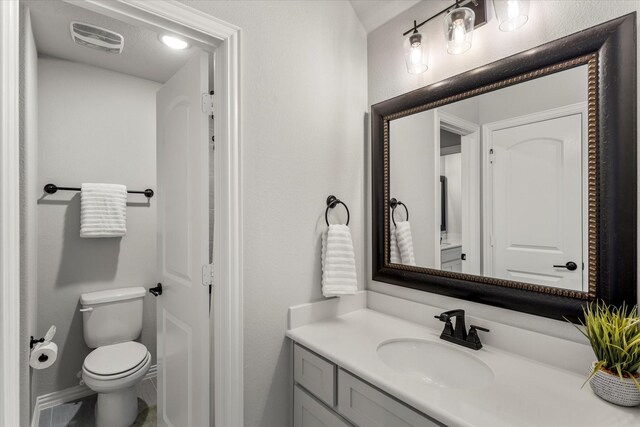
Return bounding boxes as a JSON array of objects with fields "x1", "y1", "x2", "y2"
[{"x1": 84, "y1": 342, "x2": 148, "y2": 376}]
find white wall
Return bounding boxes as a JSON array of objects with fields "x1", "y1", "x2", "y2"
[
  {"x1": 35, "y1": 58, "x2": 160, "y2": 396},
  {"x1": 368, "y1": 1, "x2": 640, "y2": 346},
  {"x1": 390, "y1": 110, "x2": 437, "y2": 267},
  {"x1": 19, "y1": 7, "x2": 38, "y2": 424},
  {"x1": 477, "y1": 65, "x2": 587, "y2": 124},
  {"x1": 179, "y1": 1, "x2": 368, "y2": 426}
]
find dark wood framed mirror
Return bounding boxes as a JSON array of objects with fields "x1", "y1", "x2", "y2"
[{"x1": 371, "y1": 13, "x2": 637, "y2": 321}]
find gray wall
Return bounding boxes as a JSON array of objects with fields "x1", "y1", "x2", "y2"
[
  {"x1": 19, "y1": 7, "x2": 38, "y2": 424},
  {"x1": 367, "y1": 1, "x2": 640, "y2": 344},
  {"x1": 35, "y1": 58, "x2": 160, "y2": 396},
  {"x1": 180, "y1": 1, "x2": 368, "y2": 426}
]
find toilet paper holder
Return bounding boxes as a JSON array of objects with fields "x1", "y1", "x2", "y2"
[{"x1": 30, "y1": 336, "x2": 45, "y2": 349}]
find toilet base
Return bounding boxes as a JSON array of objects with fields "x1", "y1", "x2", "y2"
[{"x1": 95, "y1": 386, "x2": 138, "y2": 427}]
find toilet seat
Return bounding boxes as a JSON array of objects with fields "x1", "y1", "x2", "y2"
[{"x1": 83, "y1": 341, "x2": 149, "y2": 380}]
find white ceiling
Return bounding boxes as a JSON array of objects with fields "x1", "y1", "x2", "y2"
[
  {"x1": 349, "y1": 0, "x2": 423, "y2": 33},
  {"x1": 24, "y1": 0, "x2": 198, "y2": 83}
]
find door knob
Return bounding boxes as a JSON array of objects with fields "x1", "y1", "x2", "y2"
[
  {"x1": 553, "y1": 262, "x2": 578, "y2": 271},
  {"x1": 149, "y1": 283, "x2": 163, "y2": 296}
]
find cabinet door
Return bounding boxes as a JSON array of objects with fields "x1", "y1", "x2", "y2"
[
  {"x1": 294, "y1": 344, "x2": 337, "y2": 407},
  {"x1": 295, "y1": 385, "x2": 351, "y2": 427},
  {"x1": 337, "y1": 370, "x2": 443, "y2": 427}
]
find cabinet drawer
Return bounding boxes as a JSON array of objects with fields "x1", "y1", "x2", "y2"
[
  {"x1": 294, "y1": 385, "x2": 351, "y2": 427},
  {"x1": 441, "y1": 260, "x2": 462, "y2": 273},
  {"x1": 294, "y1": 344, "x2": 337, "y2": 407},
  {"x1": 441, "y1": 247, "x2": 461, "y2": 263},
  {"x1": 337, "y1": 370, "x2": 443, "y2": 427}
]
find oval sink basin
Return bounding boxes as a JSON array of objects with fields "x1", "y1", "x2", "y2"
[{"x1": 377, "y1": 338, "x2": 494, "y2": 389}]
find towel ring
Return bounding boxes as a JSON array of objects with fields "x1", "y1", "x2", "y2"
[
  {"x1": 389, "y1": 198, "x2": 409, "y2": 227},
  {"x1": 325, "y1": 195, "x2": 350, "y2": 226}
]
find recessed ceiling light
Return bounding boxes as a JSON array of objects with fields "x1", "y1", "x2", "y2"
[{"x1": 160, "y1": 34, "x2": 189, "y2": 50}]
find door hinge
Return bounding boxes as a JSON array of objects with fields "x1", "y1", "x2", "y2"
[
  {"x1": 202, "y1": 263, "x2": 214, "y2": 286},
  {"x1": 489, "y1": 148, "x2": 494, "y2": 164},
  {"x1": 202, "y1": 91, "x2": 214, "y2": 116}
]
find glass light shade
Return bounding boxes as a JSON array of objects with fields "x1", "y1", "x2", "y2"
[
  {"x1": 403, "y1": 31, "x2": 428, "y2": 74},
  {"x1": 493, "y1": 0, "x2": 529, "y2": 32},
  {"x1": 443, "y1": 7, "x2": 475, "y2": 55}
]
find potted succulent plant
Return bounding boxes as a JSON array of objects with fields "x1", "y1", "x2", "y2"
[{"x1": 574, "y1": 302, "x2": 640, "y2": 406}]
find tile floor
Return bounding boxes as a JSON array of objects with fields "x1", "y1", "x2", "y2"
[{"x1": 38, "y1": 378, "x2": 157, "y2": 427}]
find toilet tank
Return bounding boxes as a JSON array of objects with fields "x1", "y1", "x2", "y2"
[{"x1": 80, "y1": 287, "x2": 146, "y2": 348}]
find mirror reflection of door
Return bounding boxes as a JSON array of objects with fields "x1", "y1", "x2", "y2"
[{"x1": 485, "y1": 108, "x2": 586, "y2": 292}]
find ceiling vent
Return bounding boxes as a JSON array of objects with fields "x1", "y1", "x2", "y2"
[{"x1": 70, "y1": 22, "x2": 124, "y2": 54}]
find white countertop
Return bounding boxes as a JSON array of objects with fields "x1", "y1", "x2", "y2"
[
  {"x1": 441, "y1": 236, "x2": 462, "y2": 250},
  {"x1": 286, "y1": 309, "x2": 640, "y2": 427}
]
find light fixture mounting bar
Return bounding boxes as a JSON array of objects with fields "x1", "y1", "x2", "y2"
[{"x1": 402, "y1": 0, "x2": 486, "y2": 36}]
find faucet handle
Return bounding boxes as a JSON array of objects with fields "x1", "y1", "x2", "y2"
[{"x1": 466, "y1": 325, "x2": 490, "y2": 350}]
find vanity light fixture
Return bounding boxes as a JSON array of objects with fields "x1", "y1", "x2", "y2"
[
  {"x1": 444, "y1": 5, "x2": 475, "y2": 55},
  {"x1": 404, "y1": 22, "x2": 429, "y2": 74},
  {"x1": 402, "y1": 0, "x2": 530, "y2": 73},
  {"x1": 402, "y1": 0, "x2": 487, "y2": 73},
  {"x1": 493, "y1": 0, "x2": 530, "y2": 32},
  {"x1": 160, "y1": 34, "x2": 189, "y2": 50}
]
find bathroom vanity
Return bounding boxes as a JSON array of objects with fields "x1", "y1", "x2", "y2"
[
  {"x1": 287, "y1": 296, "x2": 640, "y2": 427},
  {"x1": 440, "y1": 241, "x2": 461, "y2": 272},
  {"x1": 292, "y1": 341, "x2": 442, "y2": 427}
]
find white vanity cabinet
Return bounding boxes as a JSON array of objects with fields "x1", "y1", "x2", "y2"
[
  {"x1": 293, "y1": 343, "x2": 444, "y2": 427},
  {"x1": 440, "y1": 245, "x2": 462, "y2": 272}
]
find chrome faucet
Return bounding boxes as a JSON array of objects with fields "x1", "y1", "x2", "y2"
[{"x1": 434, "y1": 309, "x2": 490, "y2": 350}]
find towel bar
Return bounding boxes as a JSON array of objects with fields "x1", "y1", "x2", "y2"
[
  {"x1": 44, "y1": 183, "x2": 154, "y2": 198},
  {"x1": 325, "y1": 195, "x2": 350, "y2": 226}
]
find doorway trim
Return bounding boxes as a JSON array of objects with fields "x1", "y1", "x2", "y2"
[
  {"x1": 434, "y1": 110, "x2": 481, "y2": 274},
  {"x1": 2, "y1": 1, "x2": 244, "y2": 425},
  {"x1": 0, "y1": 0, "x2": 21, "y2": 426}
]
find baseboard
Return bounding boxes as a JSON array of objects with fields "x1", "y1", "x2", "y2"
[{"x1": 31, "y1": 364, "x2": 157, "y2": 427}]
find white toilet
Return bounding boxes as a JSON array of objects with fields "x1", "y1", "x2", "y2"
[{"x1": 80, "y1": 287, "x2": 150, "y2": 427}]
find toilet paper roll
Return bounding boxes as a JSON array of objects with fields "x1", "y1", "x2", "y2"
[{"x1": 30, "y1": 341, "x2": 58, "y2": 370}]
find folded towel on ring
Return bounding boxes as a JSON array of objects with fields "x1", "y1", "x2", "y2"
[
  {"x1": 390, "y1": 224, "x2": 402, "y2": 264},
  {"x1": 395, "y1": 221, "x2": 416, "y2": 265},
  {"x1": 321, "y1": 224, "x2": 357, "y2": 297}
]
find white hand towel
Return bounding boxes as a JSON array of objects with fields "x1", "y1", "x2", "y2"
[
  {"x1": 80, "y1": 183, "x2": 127, "y2": 238},
  {"x1": 321, "y1": 224, "x2": 357, "y2": 297},
  {"x1": 395, "y1": 221, "x2": 416, "y2": 265},
  {"x1": 389, "y1": 224, "x2": 401, "y2": 264}
]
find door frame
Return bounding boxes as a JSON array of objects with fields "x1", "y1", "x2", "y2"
[
  {"x1": 433, "y1": 110, "x2": 481, "y2": 273},
  {"x1": 0, "y1": 1, "x2": 21, "y2": 426},
  {"x1": 481, "y1": 102, "x2": 588, "y2": 290},
  {"x1": 1, "y1": 1, "x2": 244, "y2": 426}
]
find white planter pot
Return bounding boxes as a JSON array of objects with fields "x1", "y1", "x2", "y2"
[{"x1": 589, "y1": 363, "x2": 640, "y2": 407}]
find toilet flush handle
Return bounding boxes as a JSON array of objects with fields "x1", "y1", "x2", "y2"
[{"x1": 79, "y1": 307, "x2": 93, "y2": 312}]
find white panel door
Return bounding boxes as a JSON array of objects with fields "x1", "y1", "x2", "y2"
[
  {"x1": 156, "y1": 51, "x2": 210, "y2": 427},
  {"x1": 490, "y1": 114, "x2": 583, "y2": 291}
]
